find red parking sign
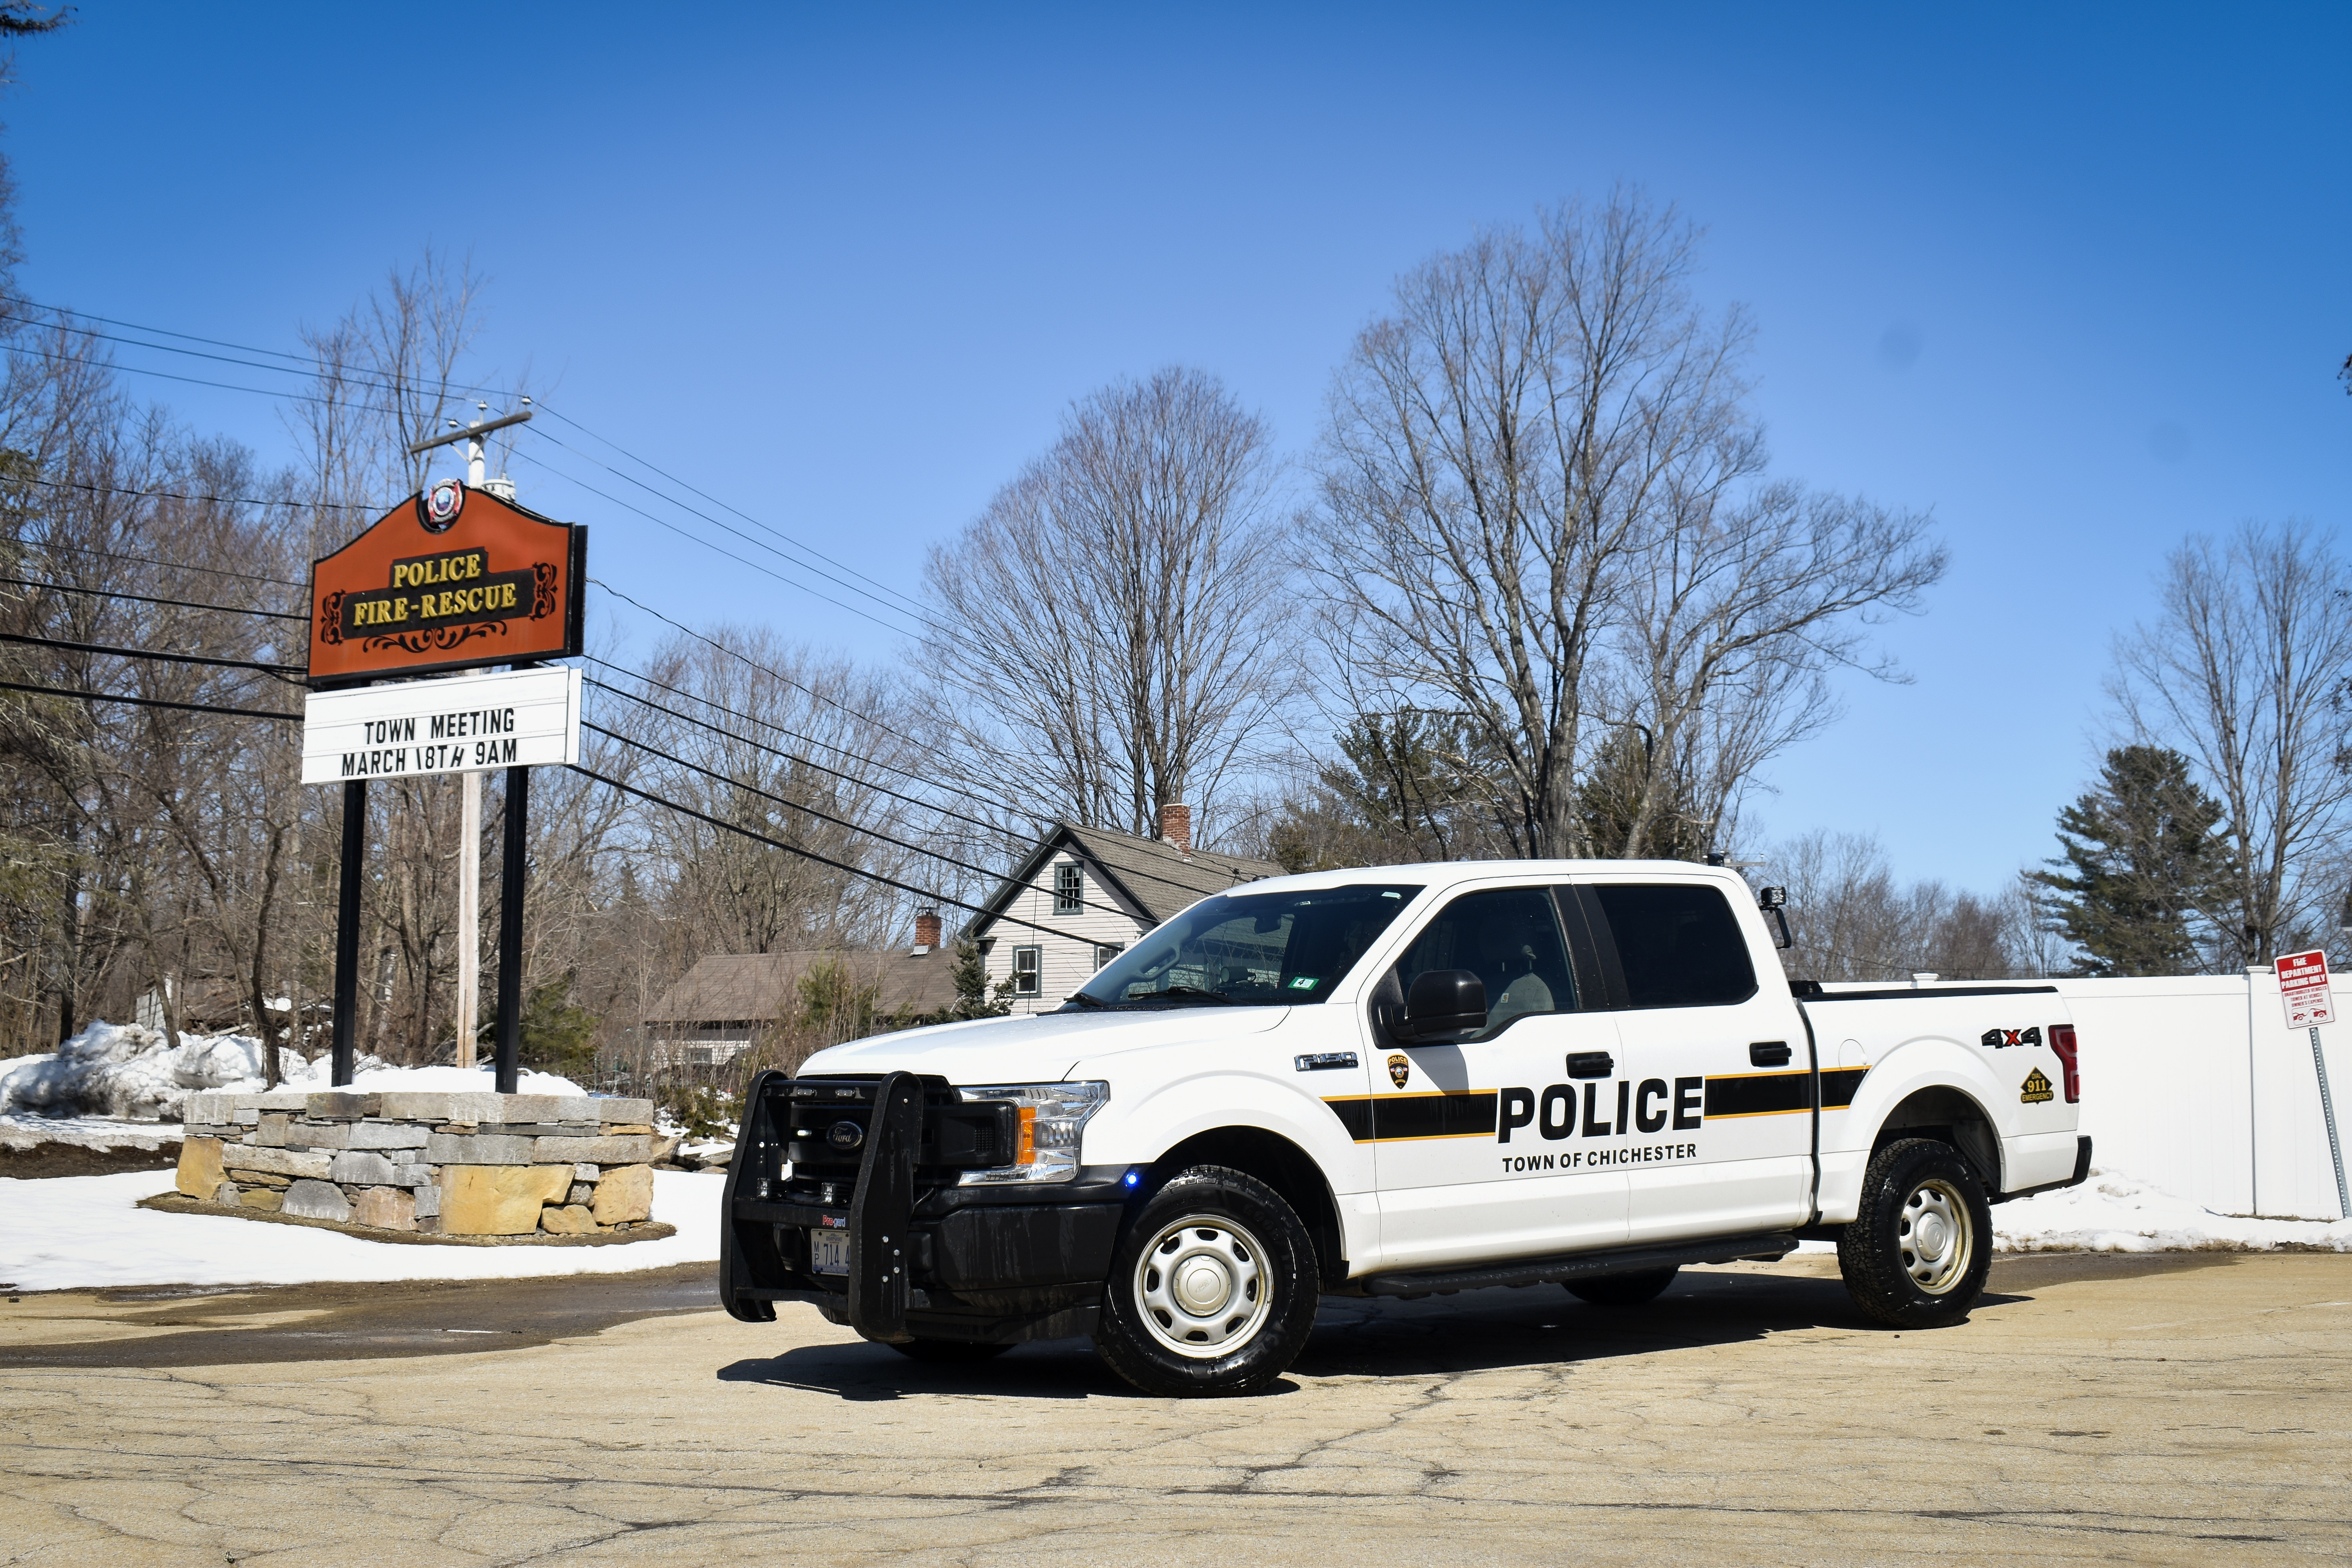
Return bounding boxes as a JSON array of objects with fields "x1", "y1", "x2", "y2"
[{"x1": 2278, "y1": 949, "x2": 2335, "y2": 1029}]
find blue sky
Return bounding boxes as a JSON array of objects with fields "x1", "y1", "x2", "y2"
[{"x1": 9, "y1": 3, "x2": 2347, "y2": 891}]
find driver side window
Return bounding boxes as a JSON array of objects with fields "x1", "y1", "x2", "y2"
[{"x1": 1392, "y1": 887, "x2": 1577, "y2": 1035}]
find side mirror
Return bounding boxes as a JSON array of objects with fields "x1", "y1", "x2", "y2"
[{"x1": 1398, "y1": 969, "x2": 1486, "y2": 1040}]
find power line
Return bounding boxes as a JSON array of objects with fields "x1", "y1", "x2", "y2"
[
  {"x1": 2, "y1": 334, "x2": 409, "y2": 421},
  {"x1": 0, "y1": 576, "x2": 310, "y2": 623},
  {"x1": 9, "y1": 295, "x2": 929, "y2": 626},
  {"x1": 0, "y1": 679, "x2": 298, "y2": 722},
  {"x1": 0, "y1": 630, "x2": 305, "y2": 679},
  {"x1": 586, "y1": 720, "x2": 1145, "y2": 926},
  {"x1": 581, "y1": 655, "x2": 1257, "y2": 907},
  {"x1": 27, "y1": 538, "x2": 306, "y2": 590},
  {"x1": 15, "y1": 470, "x2": 372, "y2": 514},
  {"x1": 515, "y1": 452, "x2": 933, "y2": 641},
  {"x1": 517, "y1": 433, "x2": 943, "y2": 639},
  {"x1": 527, "y1": 415, "x2": 936, "y2": 624},
  {"x1": 583, "y1": 673, "x2": 1000, "y2": 837},
  {"x1": 589, "y1": 579, "x2": 944, "y2": 760},
  {"x1": 569, "y1": 762, "x2": 1071, "y2": 944},
  {"x1": 3, "y1": 293, "x2": 521, "y2": 402}
]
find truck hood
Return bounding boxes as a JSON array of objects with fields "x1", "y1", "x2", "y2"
[{"x1": 798, "y1": 1005, "x2": 1292, "y2": 1083}]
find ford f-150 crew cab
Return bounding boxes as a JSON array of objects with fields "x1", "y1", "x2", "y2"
[{"x1": 719, "y1": 860, "x2": 2090, "y2": 1396}]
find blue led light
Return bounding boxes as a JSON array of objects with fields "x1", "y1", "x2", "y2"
[{"x1": 1123, "y1": 1169, "x2": 1140, "y2": 1187}]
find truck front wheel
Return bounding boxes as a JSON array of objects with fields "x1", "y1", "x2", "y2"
[
  {"x1": 1093, "y1": 1165, "x2": 1319, "y2": 1398},
  {"x1": 1838, "y1": 1137, "x2": 1993, "y2": 1329}
]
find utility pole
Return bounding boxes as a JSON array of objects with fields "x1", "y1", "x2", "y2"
[{"x1": 408, "y1": 400, "x2": 532, "y2": 1081}]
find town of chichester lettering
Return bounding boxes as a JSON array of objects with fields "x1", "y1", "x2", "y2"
[{"x1": 317, "y1": 545, "x2": 557, "y2": 657}]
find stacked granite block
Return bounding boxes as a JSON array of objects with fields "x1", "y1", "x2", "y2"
[{"x1": 174, "y1": 1090, "x2": 664, "y2": 1237}]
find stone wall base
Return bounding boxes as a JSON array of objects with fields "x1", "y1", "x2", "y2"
[{"x1": 171, "y1": 1090, "x2": 675, "y2": 1243}]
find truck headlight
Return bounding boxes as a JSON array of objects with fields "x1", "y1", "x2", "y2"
[{"x1": 954, "y1": 1081, "x2": 1109, "y2": 1185}]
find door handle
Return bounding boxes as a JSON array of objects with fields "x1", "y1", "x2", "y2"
[
  {"x1": 1565, "y1": 1051, "x2": 1614, "y2": 1079},
  {"x1": 1750, "y1": 1040, "x2": 1793, "y2": 1067}
]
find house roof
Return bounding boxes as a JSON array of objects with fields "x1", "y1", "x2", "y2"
[
  {"x1": 643, "y1": 947, "x2": 960, "y2": 1025},
  {"x1": 964, "y1": 822, "x2": 1284, "y2": 939}
]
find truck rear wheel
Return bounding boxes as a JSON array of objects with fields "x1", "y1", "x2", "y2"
[
  {"x1": 1093, "y1": 1165, "x2": 1319, "y2": 1398},
  {"x1": 1838, "y1": 1137, "x2": 1992, "y2": 1329},
  {"x1": 1565, "y1": 1266, "x2": 1678, "y2": 1306}
]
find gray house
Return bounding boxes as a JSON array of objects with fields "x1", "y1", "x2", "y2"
[{"x1": 964, "y1": 806, "x2": 1282, "y2": 1014}]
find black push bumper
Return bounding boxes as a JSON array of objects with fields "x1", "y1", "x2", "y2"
[{"x1": 719, "y1": 1069, "x2": 1129, "y2": 1344}]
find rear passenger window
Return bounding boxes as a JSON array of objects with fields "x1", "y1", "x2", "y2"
[{"x1": 1589, "y1": 883, "x2": 1757, "y2": 1008}]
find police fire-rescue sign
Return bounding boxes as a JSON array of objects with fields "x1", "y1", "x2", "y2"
[{"x1": 307, "y1": 482, "x2": 586, "y2": 686}]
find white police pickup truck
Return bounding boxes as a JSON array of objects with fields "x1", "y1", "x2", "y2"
[{"x1": 720, "y1": 860, "x2": 2089, "y2": 1396}]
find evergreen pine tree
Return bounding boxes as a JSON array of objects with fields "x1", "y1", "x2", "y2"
[{"x1": 2026, "y1": 745, "x2": 2232, "y2": 975}]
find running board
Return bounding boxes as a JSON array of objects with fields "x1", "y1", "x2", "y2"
[{"x1": 1357, "y1": 1231, "x2": 1799, "y2": 1299}]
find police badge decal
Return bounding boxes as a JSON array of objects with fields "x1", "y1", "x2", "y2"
[
  {"x1": 418, "y1": 478, "x2": 466, "y2": 532},
  {"x1": 1387, "y1": 1053, "x2": 1411, "y2": 1088}
]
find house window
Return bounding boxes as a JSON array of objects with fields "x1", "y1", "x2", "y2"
[
  {"x1": 1012, "y1": 945, "x2": 1042, "y2": 995},
  {"x1": 1053, "y1": 863, "x2": 1083, "y2": 915},
  {"x1": 1094, "y1": 942, "x2": 1125, "y2": 971}
]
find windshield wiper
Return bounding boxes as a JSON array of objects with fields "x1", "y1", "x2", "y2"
[
  {"x1": 1149, "y1": 985, "x2": 1234, "y2": 1005},
  {"x1": 1063, "y1": 992, "x2": 1109, "y2": 1009}
]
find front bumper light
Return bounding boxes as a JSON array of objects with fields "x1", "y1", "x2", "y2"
[{"x1": 954, "y1": 1081, "x2": 1110, "y2": 1185}]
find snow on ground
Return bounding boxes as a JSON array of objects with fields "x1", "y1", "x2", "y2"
[
  {"x1": 0, "y1": 1169, "x2": 724, "y2": 1292},
  {"x1": 0, "y1": 1114, "x2": 184, "y2": 1152},
  {"x1": 0, "y1": 1022, "x2": 586, "y2": 1125},
  {"x1": 1993, "y1": 1167, "x2": 2352, "y2": 1252}
]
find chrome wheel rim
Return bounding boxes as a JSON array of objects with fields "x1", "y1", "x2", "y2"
[
  {"x1": 1133, "y1": 1214, "x2": 1271, "y2": 1359},
  {"x1": 1900, "y1": 1178, "x2": 1973, "y2": 1295}
]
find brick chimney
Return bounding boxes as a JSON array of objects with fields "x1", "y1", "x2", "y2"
[
  {"x1": 915, "y1": 909, "x2": 942, "y2": 949},
  {"x1": 1160, "y1": 802, "x2": 1192, "y2": 853}
]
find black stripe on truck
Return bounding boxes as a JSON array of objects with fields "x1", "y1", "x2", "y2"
[
  {"x1": 1322, "y1": 1091, "x2": 1499, "y2": 1143},
  {"x1": 1702, "y1": 1067, "x2": 1870, "y2": 1118}
]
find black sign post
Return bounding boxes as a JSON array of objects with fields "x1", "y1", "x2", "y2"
[
  {"x1": 494, "y1": 761, "x2": 530, "y2": 1094},
  {"x1": 331, "y1": 778, "x2": 366, "y2": 1085}
]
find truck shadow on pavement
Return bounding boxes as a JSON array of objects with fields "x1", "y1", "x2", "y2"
[{"x1": 722, "y1": 1257, "x2": 2241, "y2": 1400}]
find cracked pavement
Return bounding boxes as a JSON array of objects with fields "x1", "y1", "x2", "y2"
[{"x1": 3, "y1": 1250, "x2": 2348, "y2": 1564}]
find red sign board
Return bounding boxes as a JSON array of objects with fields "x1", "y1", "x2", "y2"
[
  {"x1": 2278, "y1": 949, "x2": 2335, "y2": 1029},
  {"x1": 308, "y1": 482, "x2": 586, "y2": 687}
]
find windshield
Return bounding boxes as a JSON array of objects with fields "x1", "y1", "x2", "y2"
[{"x1": 1073, "y1": 883, "x2": 1424, "y2": 1008}]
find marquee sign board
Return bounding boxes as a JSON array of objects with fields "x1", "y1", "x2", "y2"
[
  {"x1": 307, "y1": 482, "x2": 586, "y2": 686},
  {"x1": 301, "y1": 665, "x2": 583, "y2": 785}
]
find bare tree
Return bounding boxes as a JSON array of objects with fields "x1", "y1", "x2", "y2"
[
  {"x1": 1763, "y1": 831, "x2": 2028, "y2": 982},
  {"x1": 1305, "y1": 191, "x2": 1943, "y2": 859},
  {"x1": 2112, "y1": 521, "x2": 2352, "y2": 963},
  {"x1": 919, "y1": 367, "x2": 1292, "y2": 846}
]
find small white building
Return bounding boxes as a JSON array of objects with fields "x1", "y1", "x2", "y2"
[{"x1": 967, "y1": 806, "x2": 1283, "y2": 1014}]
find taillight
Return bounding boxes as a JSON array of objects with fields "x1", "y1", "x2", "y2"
[{"x1": 2049, "y1": 1023, "x2": 2080, "y2": 1103}]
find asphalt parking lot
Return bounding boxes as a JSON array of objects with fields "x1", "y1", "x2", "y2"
[{"x1": 4, "y1": 1249, "x2": 2347, "y2": 1564}]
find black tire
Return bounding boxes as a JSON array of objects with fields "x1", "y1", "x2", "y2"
[
  {"x1": 1565, "y1": 1266, "x2": 1679, "y2": 1306},
  {"x1": 1092, "y1": 1164, "x2": 1320, "y2": 1398},
  {"x1": 1838, "y1": 1137, "x2": 1993, "y2": 1329},
  {"x1": 887, "y1": 1338, "x2": 1014, "y2": 1363}
]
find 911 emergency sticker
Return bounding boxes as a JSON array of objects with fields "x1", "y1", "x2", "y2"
[{"x1": 2020, "y1": 1067, "x2": 2055, "y2": 1104}]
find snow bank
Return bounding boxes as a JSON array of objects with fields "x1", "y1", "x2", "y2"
[
  {"x1": 0, "y1": 1021, "x2": 583, "y2": 1123},
  {"x1": 1994, "y1": 1167, "x2": 2352, "y2": 1253},
  {"x1": 0, "y1": 1168, "x2": 723, "y2": 1292}
]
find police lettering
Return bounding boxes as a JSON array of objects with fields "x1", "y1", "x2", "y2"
[{"x1": 1497, "y1": 1075, "x2": 1704, "y2": 1142}]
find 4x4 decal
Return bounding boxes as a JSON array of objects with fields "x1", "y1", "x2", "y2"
[{"x1": 1980, "y1": 1025, "x2": 2043, "y2": 1049}]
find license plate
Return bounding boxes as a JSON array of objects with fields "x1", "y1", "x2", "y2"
[{"x1": 809, "y1": 1228, "x2": 850, "y2": 1276}]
